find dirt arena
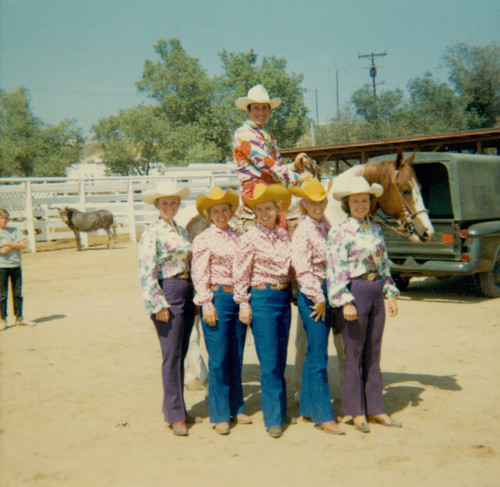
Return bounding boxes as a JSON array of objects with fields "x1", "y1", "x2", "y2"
[{"x1": 0, "y1": 239, "x2": 498, "y2": 487}]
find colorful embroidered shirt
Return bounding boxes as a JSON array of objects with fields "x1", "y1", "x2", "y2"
[
  {"x1": 233, "y1": 223, "x2": 292, "y2": 307},
  {"x1": 138, "y1": 218, "x2": 192, "y2": 314},
  {"x1": 326, "y1": 216, "x2": 399, "y2": 308},
  {"x1": 233, "y1": 120, "x2": 299, "y2": 186},
  {"x1": 292, "y1": 215, "x2": 331, "y2": 304},
  {"x1": 191, "y1": 224, "x2": 240, "y2": 312}
]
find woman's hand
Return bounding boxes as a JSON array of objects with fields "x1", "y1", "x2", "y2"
[
  {"x1": 293, "y1": 152, "x2": 309, "y2": 171},
  {"x1": 386, "y1": 298, "x2": 398, "y2": 317},
  {"x1": 343, "y1": 302, "x2": 358, "y2": 321},
  {"x1": 239, "y1": 307, "x2": 252, "y2": 326},
  {"x1": 203, "y1": 307, "x2": 218, "y2": 327},
  {"x1": 155, "y1": 308, "x2": 170, "y2": 322},
  {"x1": 309, "y1": 301, "x2": 326, "y2": 322}
]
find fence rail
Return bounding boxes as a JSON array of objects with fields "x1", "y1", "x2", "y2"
[{"x1": 0, "y1": 167, "x2": 239, "y2": 252}]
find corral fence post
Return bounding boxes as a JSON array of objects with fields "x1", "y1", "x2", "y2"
[
  {"x1": 78, "y1": 180, "x2": 89, "y2": 249},
  {"x1": 127, "y1": 179, "x2": 137, "y2": 242},
  {"x1": 24, "y1": 180, "x2": 36, "y2": 253}
]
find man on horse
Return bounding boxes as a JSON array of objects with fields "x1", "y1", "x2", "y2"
[{"x1": 233, "y1": 84, "x2": 314, "y2": 227}]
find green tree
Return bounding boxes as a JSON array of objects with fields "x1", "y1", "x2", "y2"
[
  {"x1": 406, "y1": 72, "x2": 467, "y2": 133},
  {"x1": 92, "y1": 106, "x2": 163, "y2": 175},
  {"x1": 32, "y1": 120, "x2": 84, "y2": 176},
  {"x1": 136, "y1": 38, "x2": 214, "y2": 127},
  {"x1": 0, "y1": 87, "x2": 83, "y2": 177},
  {"x1": 444, "y1": 42, "x2": 500, "y2": 128}
]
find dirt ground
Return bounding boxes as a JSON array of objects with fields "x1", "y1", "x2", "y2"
[{"x1": 0, "y1": 239, "x2": 498, "y2": 487}]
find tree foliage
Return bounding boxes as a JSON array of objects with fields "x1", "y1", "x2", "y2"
[
  {"x1": 94, "y1": 38, "x2": 309, "y2": 174},
  {"x1": 0, "y1": 88, "x2": 83, "y2": 177},
  {"x1": 444, "y1": 43, "x2": 500, "y2": 128}
]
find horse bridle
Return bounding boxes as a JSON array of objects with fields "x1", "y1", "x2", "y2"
[{"x1": 373, "y1": 168, "x2": 429, "y2": 239}]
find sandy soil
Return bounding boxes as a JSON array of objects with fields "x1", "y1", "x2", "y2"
[{"x1": 0, "y1": 240, "x2": 498, "y2": 487}]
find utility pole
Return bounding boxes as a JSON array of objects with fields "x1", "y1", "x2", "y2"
[
  {"x1": 358, "y1": 51, "x2": 387, "y2": 128},
  {"x1": 358, "y1": 51, "x2": 387, "y2": 100}
]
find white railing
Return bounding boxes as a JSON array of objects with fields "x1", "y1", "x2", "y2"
[{"x1": 0, "y1": 166, "x2": 239, "y2": 252}]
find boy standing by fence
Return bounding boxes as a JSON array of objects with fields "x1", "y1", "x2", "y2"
[{"x1": 0, "y1": 208, "x2": 34, "y2": 330}]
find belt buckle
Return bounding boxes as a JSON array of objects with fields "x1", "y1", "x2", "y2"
[{"x1": 366, "y1": 272, "x2": 377, "y2": 281}]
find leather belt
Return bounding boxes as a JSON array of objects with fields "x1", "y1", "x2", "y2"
[
  {"x1": 210, "y1": 285, "x2": 233, "y2": 293},
  {"x1": 358, "y1": 272, "x2": 379, "y2": 281},
  {"x1": 252, "y1": 282, "x2": 290, "y2": 290},
  {"x1": 165, "y1": 272, "x2": 190, "y2": 280}
]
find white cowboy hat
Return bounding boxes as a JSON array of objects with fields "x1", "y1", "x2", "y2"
[
  {"x1": 142, "y1": 181, "x2": 190, "y2": 205},
  {"x1": 196, "y1": 187, "x2": 239, "y2": 219},
  {"x1": 244, "y1": 183, "x2": 291, "y2": 211},
  {"x1": 332, "y1": 176, "x2": 384, "y2": 201},
  {"x1": 235, "y1": 84, "x2": 282, "y2": 111}
]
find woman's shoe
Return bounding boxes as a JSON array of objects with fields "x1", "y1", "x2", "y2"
[
  {"x1": 234, "y1": 413, "x2": 252, "y2": 425},
  {"x1": 171, "y1": 421, "x2": 188, "y2": 436},
  {"x1": 353, "y1": 415, "x2": 370, "y2": 433},
  {"x1": 214, "y1": 422, "x2": 230, "y2": 435},
  {"x1": 368, "y1": 414, "x2": 402, "y2": 428},
  {"x1": 316, "y1": 421, "x2": 346, "y2": 435},
  {"x1": 267, "y1": 425, "x2": 283, "y2": 438}
]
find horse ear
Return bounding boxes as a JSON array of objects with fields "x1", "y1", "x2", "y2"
[
  {"x1": 394, "y1": 149, "x2": 404, "y2": 170},
  {"x1": 404, "y1": 150, "x2": 417, "y2": 167},
  {"x1": 395, "y1": 149, "x2": 417, "y2": 169}
]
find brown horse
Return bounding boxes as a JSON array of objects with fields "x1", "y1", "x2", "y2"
[{"x1": 326, "y1": 150, "x2": 434, "y2": 242}]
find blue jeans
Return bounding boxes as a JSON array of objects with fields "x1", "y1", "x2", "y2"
[
  {"x1": 201, "y1": 287, "x2": 247, "y2": 424},
  {"x1": 250, "y1": 286, "x2": 291, "y2": 428},
  {"x1": 297, "y1": 281, "x2": 335, "y2": 423},
  {"x1": 0, "y1": 266, "x2": 23, "y2": 319}
]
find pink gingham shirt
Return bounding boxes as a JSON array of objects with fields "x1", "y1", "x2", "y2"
[
  {"x1": 291, "y1": 214, "x2": 331, "y2": 304},
  {"x1": 191, "y1": 224, "x2": 240, "y2": 312},
  {"x1": 233, "y1": 223, "x2": 292, "y2": 308}
]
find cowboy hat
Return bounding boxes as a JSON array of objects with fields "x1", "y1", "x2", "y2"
[
  {"x1": 142, "y1": 181, "x2": 190, "y2": 205},
  {"x1": 196, "y1": 187, "x2": 239, "y2": 219},
  {"x1": 290, "y1": 177, "x2": 330, "y2": 202},
  {"x1": 235, "y1": 84, "x2": 282, "y2": 111},
  {"x1": 332, "y1": 176, "x2": 383, "y2": 201},
  {"x1": 244, "y1": 183, "x2": 291, "y2": 211}
]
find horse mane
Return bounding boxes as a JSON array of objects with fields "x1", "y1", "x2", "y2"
[{"x1": 363, "y1": 157, "x2": 414, "y2": 187}]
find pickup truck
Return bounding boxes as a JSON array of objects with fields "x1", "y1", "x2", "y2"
[{"x1": 375, "y1": 152, "x2": 500, "y2": 297}]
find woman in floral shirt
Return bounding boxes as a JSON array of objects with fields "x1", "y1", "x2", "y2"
[
  {"x1": 326, "y1": 176, "x2": 401, "y2": 434},
  {"x1": 139, "y1": 182, "x2": 196, "y2": 437},
  {"x1": 233, "y1": 183, "x2": 293, "y2": 439},
  {"x1": 291, "y1": 178, "x2": 345, "y2": 435},
  {"x1": 191, "y1": 187, "x2": 251, "y2": 435}
]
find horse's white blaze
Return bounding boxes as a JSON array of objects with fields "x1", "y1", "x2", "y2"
[{"x1": 408, "y1": 176, "x2": 434, "y2": 241}]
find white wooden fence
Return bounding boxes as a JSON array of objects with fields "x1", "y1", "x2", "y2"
[{"x1": 0, "y1": 165, "x2": 239, "y2": 252}]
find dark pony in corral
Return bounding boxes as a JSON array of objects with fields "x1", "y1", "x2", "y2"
[{"x1": 57, "y1": 206, "x2": 116, "y2": 251}]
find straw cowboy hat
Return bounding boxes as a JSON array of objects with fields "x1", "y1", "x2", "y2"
[
  {"x1": 332, "y1": 176, "x2": 383, "y2": 201},
  {"x1": 196, "y1": 187, "x2": 239, "y2": 219},
  {"x1": 235, "y1": 84, "x2": 282, "y2": 111},
  {"x1": 290, "y1": 177, "x2": 331, "y2": 202},
  {"x1": 244, "y1": 183, "x2": 291, "y2": 211},
  {"x1": 141, "y1": 181, "x2": 190, "y2": 205}
]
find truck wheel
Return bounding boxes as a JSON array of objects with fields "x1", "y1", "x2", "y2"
[
  {"x1": 393, "y1": 274, "x2": 410, "y2": 292},
  {"x1": 478, "y1": 246, "x2": 500, "y2": 298}
]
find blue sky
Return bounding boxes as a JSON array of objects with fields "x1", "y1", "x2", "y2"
[{"x1": 1, "y1": 0, "x2": 498, "y2": 138}]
